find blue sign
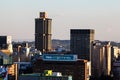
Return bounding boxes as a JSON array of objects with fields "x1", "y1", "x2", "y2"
[{"x1": 42, "y1": 54, "x2": 77, "y2": 61}]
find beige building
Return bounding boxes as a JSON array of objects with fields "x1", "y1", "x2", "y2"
[
  {"x1": 111, "y1": 46, "x2": 120, "y2": 60},
  {"x1": 104, "y1": 42, "x2": 111, "y2": 76}
]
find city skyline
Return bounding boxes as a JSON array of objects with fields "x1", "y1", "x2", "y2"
[{"x1": 0, "y1": 0, "x2": 120, "y2": 41}]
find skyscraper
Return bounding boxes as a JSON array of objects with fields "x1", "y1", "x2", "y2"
[
  {"x1": 70, "y1": 29, "x2": 94, "y2": 61},
  {"x1": 91, "y1": 41, "x2": 112, "y2": 78},
  {"x1": 35, "y1": 12, "x2": 52, "y2": 52}
]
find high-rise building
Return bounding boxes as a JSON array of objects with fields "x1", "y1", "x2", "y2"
[
  {"x1": 91, "y1": 42, "x2": 105, "y2": 78},
  {"x1": 70, "y1": 29, "x2": 94, "y2": 61},
  {"x1": 35, "y1": 12, "x2": 52, "y2": 52},
  {"x1": 91, "y1": 41, "x2": 112, "y2": 79}
]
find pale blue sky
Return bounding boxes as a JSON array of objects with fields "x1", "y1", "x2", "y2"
[{"x1": 0, "y1": 0, "x2": 120, "y2": 41}]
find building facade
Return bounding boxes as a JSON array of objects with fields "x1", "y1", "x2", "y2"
[
  {"x1": 111, "y1": 46, "x2": 120, "y2": 60},
  {"x1": 35, "y1": 12, "x2": 52, "y2": 52},
  {"x1": 32, "y1": 54, "x2": 88, "y2": 80},
  {"x1": 104, "y1": 43, "x2": 111, "y2": 76},
  {"x1": 0, "y1": 36, "x2": 12, "y2": 50},
  {"x1": 91, "y1": 41, "x2": 112, "y2": 79},
  {"x1": 91, "y1": 43, "x2": 105, "y2": 78},
  {"x1": 19, "y1": 74, "x2": 70, "y2": 80},
  {"x1": 113, "y1": 55, "x2": 120, "y2": 80},
  {"x1": 70, "y1": 29, "x2": 94, "y2": 61}
]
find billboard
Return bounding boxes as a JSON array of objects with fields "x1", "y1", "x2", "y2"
[{"x1": 42, "y1": 54, "x2": 77, "y2": 61}]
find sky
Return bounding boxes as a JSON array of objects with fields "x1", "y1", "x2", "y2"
[{"x1": 0, "y1": 0, "x2": 120, "y2": 41}]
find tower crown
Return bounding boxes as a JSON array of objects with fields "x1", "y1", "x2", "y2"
[{"x1": 40, "y1": 12, "x2": 48, "y2": 18}]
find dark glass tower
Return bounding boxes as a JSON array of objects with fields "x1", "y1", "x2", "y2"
[
  {"x1": 70, "y1": 29, "x2": 94, "y2": 61},
  {"x1": 35, "y1": 12, "x2": 52, "y2": 52}
]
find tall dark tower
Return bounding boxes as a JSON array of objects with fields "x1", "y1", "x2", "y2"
[
  {"x1": 70, "y1": 29, "x2": 94, "y2": 61},
  {"x1": 35, "y1": 12, "x2": 52, "y2": 52}
]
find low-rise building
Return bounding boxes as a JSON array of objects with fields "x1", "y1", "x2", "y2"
[{"x1": 32, "y1": 54, "x2": 88, "y2": 80}]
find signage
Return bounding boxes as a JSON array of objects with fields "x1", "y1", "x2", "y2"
[{"x1": 42, "y1": 54, "x2": 77, "y2": 61}]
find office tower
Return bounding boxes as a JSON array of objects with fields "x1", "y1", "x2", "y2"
[
  {"x1": 91, "y1": 41, "x2": 112, "y2": 79},
  {"x1": 70, "y1": 29, "x2": 94, "y2": 61},
  {"x1": 35, "y1": 12, "x2": 52, "y2": 52},
  {"x1": 91, "y1": 42, "x2": 105, "y2": 78}
]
